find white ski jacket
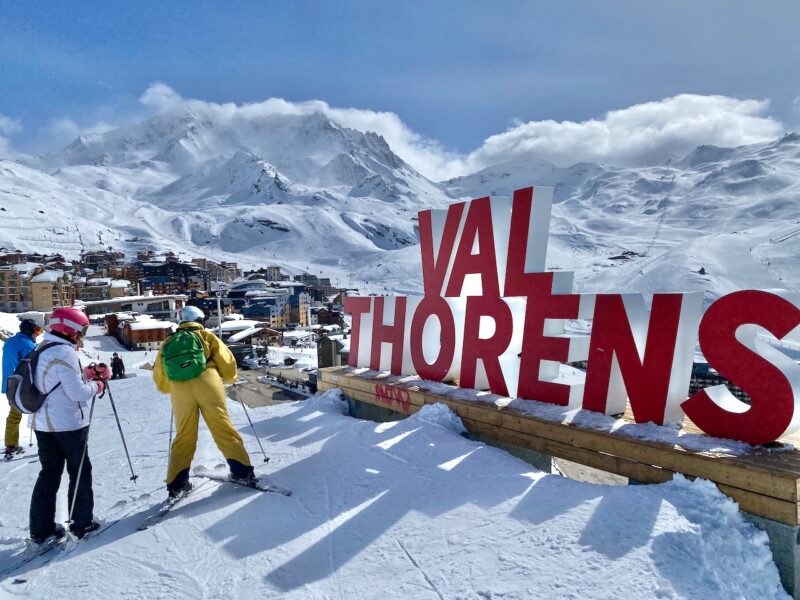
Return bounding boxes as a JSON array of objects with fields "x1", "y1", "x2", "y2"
[{"x1": 31, "y1": 332, "x2": 101, "y2": 433}]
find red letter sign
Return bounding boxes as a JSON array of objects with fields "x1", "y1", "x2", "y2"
[
  {"x1": 682, "y1": 291, "x2": 800, "y2": 445},
  {"x1": 583, "y1": 293, "x2": 701, "y2": 424}
]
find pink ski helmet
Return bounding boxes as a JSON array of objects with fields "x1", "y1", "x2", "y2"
[{"x1": 48, "y1": 307, "x2": 90, "y2": 338}]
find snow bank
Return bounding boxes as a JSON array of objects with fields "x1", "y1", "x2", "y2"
[
  {"x1": 304, "y1": 387, "x2": 349, "y2": 416},
  {"x1": 0, "y1": 312, "x2": 20, "y2": 339},
  {"x1": 408, "y1": 402, "x2": 467, "y2": 434}
]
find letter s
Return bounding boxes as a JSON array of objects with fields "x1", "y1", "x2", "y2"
[{"x1": 682, "y1": 291, "x2": 800, "y2": 445}]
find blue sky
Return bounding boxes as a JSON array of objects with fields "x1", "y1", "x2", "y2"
[{"x1": 1, "y1": 1, "x2": 799, "y2": 172}]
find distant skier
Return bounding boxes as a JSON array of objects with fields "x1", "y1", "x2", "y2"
[
  {"x1": 153, "y1": 306, "x2": 255, "y2": 498},
  {"x1": 110, "y1": 352, "x2": 125, "y2": 379},
  {"x1": 29, "y1": 307, "x2": 107, "y2": 544},
  {"x1": 2, "y1": 318, "x2": 42, "y2": 459}
]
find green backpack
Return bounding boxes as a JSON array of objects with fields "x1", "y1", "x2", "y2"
[{"x1": 162, "y1": 329, "x2": 207, "y2": 381}]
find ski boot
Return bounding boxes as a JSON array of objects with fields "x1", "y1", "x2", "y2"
[
  {"x1": 229, "y1": 472, "x2": 258, "y2": 487},
  {"x1": 167, "y1": 481, "x2": 193, "y2": 499},
  {"x1": 30, "y1": 523, "x2": 66, "y2": 546},
  {"x1": 70, "y1": 519, "x2": 101, "y2": 540},
  {"x1": 3, "y1": 445, "x2": 24, "y2": 461}
]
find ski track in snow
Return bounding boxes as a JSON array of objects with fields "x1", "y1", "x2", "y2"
[{"x1": 0, "y1": 323, "x2": 791, "y2": 599}]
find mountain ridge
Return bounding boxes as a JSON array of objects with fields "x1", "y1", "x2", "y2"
[{"x1": 1, "y1": 109, "x2": 799, "y2": 299}]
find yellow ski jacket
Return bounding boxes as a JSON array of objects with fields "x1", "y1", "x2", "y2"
[{"x1": 153, "y1": 322, "x2": 238, "y2": 394}]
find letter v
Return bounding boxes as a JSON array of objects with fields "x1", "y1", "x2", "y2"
[{"x1": 418, "y1": 202, "x2": 466, "y2": 296}]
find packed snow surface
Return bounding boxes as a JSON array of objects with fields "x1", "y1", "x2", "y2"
[{"x1": 0, "y1": 326, "x2": 789, "y2": 599}]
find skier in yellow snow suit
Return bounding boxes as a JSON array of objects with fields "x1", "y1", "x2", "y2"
[{"x1": 153, "y1": 306, "x2": 254, "y2": 497}]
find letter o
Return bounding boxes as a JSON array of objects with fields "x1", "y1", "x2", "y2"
[{"x1": 410, "y1": 296, "x2": 455, "y2": 381}]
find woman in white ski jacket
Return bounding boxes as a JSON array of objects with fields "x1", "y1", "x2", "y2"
[
  {"x1": 29, "y1": 308, "x2": 106, "y2": 544},
  {"x1": 32, "y1": 332, "x2": 100, "y2": 433}
]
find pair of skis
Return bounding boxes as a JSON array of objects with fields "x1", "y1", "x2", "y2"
[
  {"x1": 0, "y1": 492, "x2": 154, "y2": 582},
  {"x1": 1, "y1": 465, "x2": 293, "y2": 580},
  {"x1": 136, "y1": 464, "x2": 292, "y2": 531}
]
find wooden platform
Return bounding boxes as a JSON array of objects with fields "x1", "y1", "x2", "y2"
[{"x1": 319, "y1": 366, "x2": 800, "y2": 526}]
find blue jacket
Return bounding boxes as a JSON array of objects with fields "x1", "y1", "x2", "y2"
[{"x1": 1, "y1": 332, "x2": 37, "y2": 394}]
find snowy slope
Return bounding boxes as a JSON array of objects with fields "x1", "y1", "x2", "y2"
[
  {"x1": 0, "y1": 327, "x2": 790, "y2": 599},
  {"x1": 444, "y1": 132, "x2": 800, "y2": 300},
  {"x1": 1, "y1": 108, "x2": 449, "y2": 285}
]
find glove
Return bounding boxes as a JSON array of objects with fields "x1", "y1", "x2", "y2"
[
  {"x1": 94, "y1": 379, "x2": 106, "y2": 397},
  {"x1": 84, "y1": 363, "x2": 111, "y2": 381}
]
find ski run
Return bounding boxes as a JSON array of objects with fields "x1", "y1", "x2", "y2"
[{"x1": 0, "y1": 319, "x2": 789, "y2": 599}]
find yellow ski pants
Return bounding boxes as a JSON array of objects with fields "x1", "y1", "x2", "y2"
[
  {"x1": 4, "y1": 407, "x2": 22, "y2": 447},
  {"x1": 166, "y1": 368, "x2": 252, "y2": 485}
]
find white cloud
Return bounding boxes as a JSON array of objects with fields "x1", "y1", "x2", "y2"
[
  {"x1": 0, "y1": 114, "x2": 22, "y2": 159},
  {"x1": 43, "y1": 117, "x2": 115, "y2": 148},
  {"x1": 140, "y1": 82, "x2": 184, "y2": 112},
  {"x1": 138, "y1": 82, "x2": 463, "y2": 180},
  {"x1": 461, "y1": 95, "x2": 784, "y2": 175},
  {"x1": 136, "y1": 85, "x2": 785, "y2": 181}
]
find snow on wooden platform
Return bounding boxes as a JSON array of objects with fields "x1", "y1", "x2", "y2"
[{"x1": 320, "y1": 366, "x2": 800, "y2": 526}]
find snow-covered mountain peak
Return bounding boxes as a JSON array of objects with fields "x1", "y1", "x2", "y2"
[{"x1": 2, "y1": 108, "x2": 799, "y2": 301}]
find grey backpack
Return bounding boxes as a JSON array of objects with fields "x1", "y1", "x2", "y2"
[{"x1": 6, "y1": 342, "x2": 62, "y2": 414}]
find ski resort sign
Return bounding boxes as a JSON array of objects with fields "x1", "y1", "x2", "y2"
[{"x1": 344, "y1": 187, "x2": 800, "y2": 445}]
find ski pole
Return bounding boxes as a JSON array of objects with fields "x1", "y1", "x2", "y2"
[
  {"x1": 105, "y1": 383, "x2": 139, "y2": 482},
  {"x1": 232, "y1": 383, "x2": 269, "y2": 463},
  {"x1": 168, "y1": 409, "x2": 173, "y2": 464},
  {"x1": 68, "y1": 394, "x2": 96, "y2": 528},
  {"x1": 28, "y1": 426, "x2": 33, "y2": 448}
]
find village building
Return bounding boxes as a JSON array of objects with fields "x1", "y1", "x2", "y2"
[
  {"x1": 243, "y1": 265, "x2": 283, "y2": 281},
  {"x1": 78, "y1": 293, "x2": 187, "y2": 321},
  {"x1": 0, "y1": 251, "x2": 30, "y2": 265},
  {"x1": 105, "y1": 313, "x2": 174, "y2": 351},
  {"x1": 29, "y1": 269, "x2": 74, "y2": 310},
  {"x1": 80, "y1": 250, "x2": 125, "y2": 276},
  {"x1": 0, "y1": 263, "x2": 36, "y2": 312},
  {"x1": 191, "y1": 258, "x2": 241, "y2": 283},
  {"x1": 281, "y1": 330, "x2": 315, "y2": 348},
  {"x1": 77, "y1": 278, "x2": 132, "y2": 301},
  {"x1": 317, "y1": 334, "x2": 349, "y2": 368},
  {"x1": 226, "y1": 324, "x2": 282, "y2": 347}
]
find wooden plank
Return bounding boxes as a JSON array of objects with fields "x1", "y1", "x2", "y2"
[
  {"x1": 413, "y1": 391, "x2": 800, "y2": 500},
  {"x1": 716, "y1": 484, "x2": 800, "y2": 526},
  {"x1": 459, "y1": 415, "x2": 676, "y2": 485}
]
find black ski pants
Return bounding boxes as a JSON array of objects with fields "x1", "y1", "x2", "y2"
[{"x1": 30, "y1": 427, "x2": 93, "y2": 539}]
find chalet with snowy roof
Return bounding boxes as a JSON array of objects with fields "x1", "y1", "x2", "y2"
[
  {"x1": 281, "y1": 329, "x2": 315, "y2": 348},
  {"x1": 213, "y1": 318, "x2": 263, "y2": 342},
  {"x1": 77, "y1": 293, "x2": 187, "y2": 321},
  {"x1": 115, "y1": 315, "x2": 175, "y2": 351},
  {"x1": 226, "y1": 324, "x2": 282, "y2": 347}
]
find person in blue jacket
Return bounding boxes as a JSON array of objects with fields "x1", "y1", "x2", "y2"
[{"x1": 2, "y1": 318, "x2": 42, "y2": 459}]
